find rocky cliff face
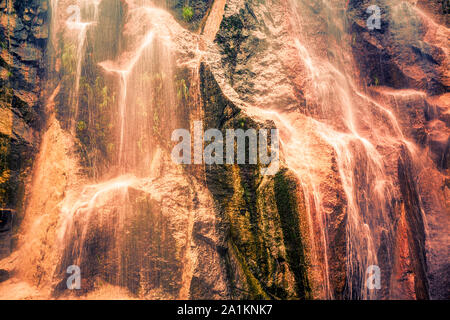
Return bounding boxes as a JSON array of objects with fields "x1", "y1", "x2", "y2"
[
  {"x1": 198, "y1": 0, "x2": 349, "y2": 300},
  {"x1": 348, "y1": 0, "x2": 449, "y2": 299},
  {"x1": 0, "y1": 0, "x2": 447, "y2": 300},
  {"x1": 0, "y1": 0, "x2": 48, "y2": 215},
  {"x1": 199, "y1": 0, "x2": 449, "y2": 300}
]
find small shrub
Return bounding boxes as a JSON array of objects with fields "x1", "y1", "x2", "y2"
[{"x1": 182, "y1": 6, "x2": 194, "y2": 22}]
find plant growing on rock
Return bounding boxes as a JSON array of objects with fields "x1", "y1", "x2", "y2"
[{"x1": 182, "y1": 6, "x2": 194, "y2": 22}]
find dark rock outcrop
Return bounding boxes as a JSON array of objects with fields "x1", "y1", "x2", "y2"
[
  {"x1": 0, "y1": 209, "x2": 14, "y2": 259},
  {"x1": 0, "y1": 0, "x2": 48, "y2": 212},
  {"x1": 349, "y1": 0, "x2": 449, "y2": 95}
]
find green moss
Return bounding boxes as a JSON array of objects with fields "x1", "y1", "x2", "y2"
[
  {"x1": 177, "y1": 78, "x2": 189, "y2": 101},
  {"x1": 274, "y1": 169, "x2": 312, "y2": 299},
  {"x1": 230, "y1": 240, "x2": 269, "y2": 299},
  {"x1": 200, "y1": 64, "x2": 309, "y2": 299},
  {"x1": 153, "y1": 109, "x2": 160, "y2": 135}
]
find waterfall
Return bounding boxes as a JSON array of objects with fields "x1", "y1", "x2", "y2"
[
  {"x1": 0, "y1": 0, "x2": 446, "y2": 300},
  {"x1": 49, "y1": 2, "x2": 199, "y2": 298},
  {"x1": 267, "y1": 0, "x2": 424, "y2": 299},
  {"x1": 0, "y1": 0, "x2": 212, "y2": 299}
]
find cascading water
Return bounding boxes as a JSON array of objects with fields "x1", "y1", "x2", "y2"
[
  {"x1": 0, "y1": 0, "x2": 447, "y2": 300},
  {"x1": 201, "y1": 0, "x2": 446, "y2": 300},
  {"x1": 235, "y1": 0, "x2": 430, "y2": 299},
  {"x1": 288, "y1": 0, "x2": 401, "y2": 299},
  {"x1": 50, "y1": 2, "x2": 202, "y2": 298},
  {"x1": 0, "y1": 0, "x2": 218, "y2": 299}
]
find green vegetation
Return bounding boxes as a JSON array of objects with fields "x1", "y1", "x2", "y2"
[
  {"x1": 374, "y1": 75, "x2": 379, "y2": 86},
  {"x1": 75, "y1": 75, "x2": 116, "y2": 176},
  {"x1": 153, "y1": 109, "x2": 160, "y2": 136},
  {"x1": 274, "y1": 169, "x2": 312, "y2": 299},
  {"x1": 177, "y1": 78, "x2": 189, "y2": 101},
  {"x1": 56, "y1": 42, "x2": 77, "y2": 127},
  {"x1": 230, "y1": 241, "x2": 270, "y2": 299},
  {"x1": 199, "y1": 66, "x2": 313, "y2": 299},
  {"x1": 62, "y1": 44, "x2": 76, "y2": 75},
  {"x1": 182, "y1": 6, "x2": 194, "y2": 22},
  {"x1": 76, "y1": 121, "x2": 86, "y2": 132}
]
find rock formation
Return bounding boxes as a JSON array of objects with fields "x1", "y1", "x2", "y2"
[{"x1": 0, "y1": 0, "x2": 447, "y2": 300}]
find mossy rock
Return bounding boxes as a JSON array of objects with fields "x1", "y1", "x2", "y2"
[{"x1": 200, "y1": 63, "x2": 313, "y2": 299}]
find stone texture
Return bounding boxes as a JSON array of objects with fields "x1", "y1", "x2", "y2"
[
  {"x1": 0, "y1": 0, "x2": 48, "y2": 210},
  {"x1": 0, "y1": 0, "x2": 447, "y2": 301}
]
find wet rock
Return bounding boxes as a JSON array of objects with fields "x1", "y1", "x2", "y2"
[
  {"x1": 0, "y1": 209, "x2": 13, "y2": 232},
  {"x1": 156, "y1": 0, "x2": 215, "y2": 32},
  {"x1": 201, "y1": 0, "x2": 356, "y2": 300},
  {"x1": 53, "y1": 173, "x2": 228, "y2": 299},
  {"x1": 31, "y1": 24, "x2": 48, "y2": 39},
  {"x1": 349, "y1": 0, "x2": 449, "y2": 95},
  {"x1": 11, "y1": 42, "x2": 42, "y2": 62},
  {"x1": 396, "y1": 148, "x2": 430, "y2": 299},
  {"x1": 0, "y1": 0, "x2": 47, "y2": 210},
  {"x1": 427, "y1": 119, "x2": 449, "y2": 168},
  {"x1": 200, "y1": 58, "x2": 316, "y2": 299},
  {"x1": 0, "y1": 209, "x2": 14, "y2": 259}
]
